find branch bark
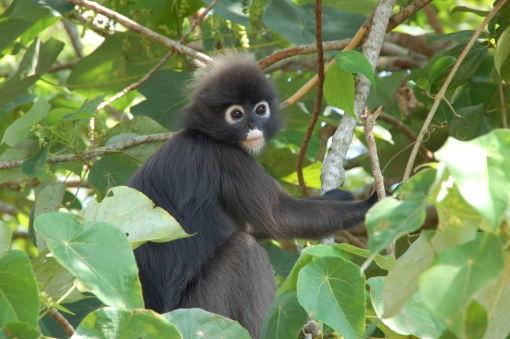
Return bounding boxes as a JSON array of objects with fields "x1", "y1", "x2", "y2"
[{"x1": 0, "y1": 133, "x2": 174, "y2": 169}]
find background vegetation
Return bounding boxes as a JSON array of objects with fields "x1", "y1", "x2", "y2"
[{"x1": 0, "y1": 0, "x2": 509, "y2": 338}]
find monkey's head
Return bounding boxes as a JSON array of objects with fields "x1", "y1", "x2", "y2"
[{"x1": 181, "y1": 51, "x2": 283, "y2": 155}]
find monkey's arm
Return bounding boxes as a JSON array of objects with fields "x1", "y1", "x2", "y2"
[{"x1": 219, "y1": 155, "x2": 379, "y2": 240}]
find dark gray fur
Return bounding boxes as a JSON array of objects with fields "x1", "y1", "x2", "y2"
[{"x1": 127, "y1": 52, "x2": 378, "y2": 339}]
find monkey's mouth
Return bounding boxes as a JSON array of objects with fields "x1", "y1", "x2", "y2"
[{"x1": 241, "y1": 137, "x2": 265, "y2": 149}]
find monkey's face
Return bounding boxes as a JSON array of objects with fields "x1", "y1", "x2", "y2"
[{"x1": 224, "y1": 100, "x2": 272, "y2": 155}]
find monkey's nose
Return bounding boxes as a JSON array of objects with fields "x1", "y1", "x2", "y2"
[{"x1": 247, "y1": 122, "x2": 254, "y2": 129}]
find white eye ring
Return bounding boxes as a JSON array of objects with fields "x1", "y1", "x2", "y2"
[
  {"x1": 225, "y1": 105, "x2": 245, "y2": 124},
  {"x1": 254, "y1": 101, "x2": 270, "y2": 118},
  {"x1": 225, "y1": 105, "x2": 245, "y2": 125}
]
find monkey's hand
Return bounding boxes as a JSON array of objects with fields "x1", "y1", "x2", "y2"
[{"x1": 305, "y1": 189, "x2": 355, "y2": 202}]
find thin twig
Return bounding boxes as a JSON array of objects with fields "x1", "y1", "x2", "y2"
[
  {"x1": 280, "y1": 0, "x2": 433, "y2": 111},
  {"x1": 339, "y1": 230, "x2": 368, "y2": 249},
  {"x1": 360, "y1": 106, "x2": 392, "y2": 254},
  {"x1": 64, "y1": 0, "x2": 211, "y2": 64},
  {"x1": 62, "y1": 18, "x2": 84, "y2": 58},
  {"x1": 402, "y1": 0, "x2": 507, "y2": 181},
  {"x1": 258, "y1": 39, "x2": 350, "y2": 69},
  {"x1": 95, "y1": 0, "x2": 219, "y2": 112},
  {"x1": 423, "y1": 4, "x2": 444, "y2": 34},
  {"x1": 0, "y1": 133, "x2": 174, "y2": 169},
  {"x1": 296, "y1": 0, "x2": 325, "y2": 197},
  {"x1": 499, "y1": 81, "x2": 508, "y2": 128},
  {"x1": 48, "y1": 307, "x2": 75, "y2": 336},
  {"x1": 377, "y1": 112, "x2": 434, "y2": 161}
]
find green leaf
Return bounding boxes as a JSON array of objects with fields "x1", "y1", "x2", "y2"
[
  {"x1": 0, "y1": 0, "x2": 48, "y2": 52},
  {"x1": 465, "y1": 300, "x2": 487, "y2": 339},
  {"x1": 203, "y1": 0, "x2": 249, "y2": 27},
  {"x1": 291, "y1": 0, "x2": 376, "y2": 16},
  {"x1": 0, "y1": 251, "x2": 40, "y2": 328},
  {"x1": 282, "y1": 162, "x2": 322, "y2": 189},
  {"x1": 335, "y1": 50, "x2": 376, "y2": 90},
  {"x1": 21, "y1": 140, "x2": 49, "y2": 179},
  {"x1": 0, "y1": 322, "x2": 41, "y2": 339},
  {"x1": 428, "y1": 56, "x2": 456, "y2": 86},
  {"x1": 278, "y1": 245, "x2": 348, "y2": 295},
  {"x1": 382, "y1": 232, "x2": 436, "y2": 318},
  {"x1": 435, "y1": 130, "x2": 510, "y2": 229},
  {"x1": 427, "y1": 30, "x2": 482, "y2": 44},
  {"x1": 88, "y1": 155, "x2": 139, "y2": 196},
  {"x1": 103, "y1": 116, "x2": 168, "y2": 144},
  {"x1": 66, "y1": 33, "x2": 174, "y2": 96},
  {"x1": 79, "y1": 186, "x2": 190, "y2": 249},
  {"x1": 419, "y1": 233, "x2": 504, "y2": 337},
  {"x1": 75, "y1": 308, "x2": 181, "y2": 339},
  {"x1": 130, "y1": 70, "x2": 189, "y2": 130},
  {"x1": 366, "y1": 169, "x2": 435, "y2": 258},
  {"x1": 260, "y1": 291, "x2": 307, "y2": 339},
  {"x1": 415, "y1": 78, "x2": 429, "y2": 90},
  {"x1": 0, "y1": 222, "x2": 12, "y2": 254},
  {"x1": 0, "y1": 140, "x2": 39, "y2": 162},
  {"x1": 475, "y1": 259, "x2": 510, "y2": 339},
  {"x1": 495, "y1": 26, "x2": 510, "y2": 81},
  {"x1": 46, "y1": 108, "x2": 78, "y2": 125},
  {"x1": 297, "y1": 256, "x2": 365, "y2": 339},
  {"x1": 447, "y1": 43, "x2": 487, "y2": 89},
  {"x1": 0, "y1": 38, "x2": 64, "y2": 108},
  {"x1": 451, "y1": 6, "x2": 490, "y2": 17},
  {"x1": 449, "y1": 104, "x2": 488, "y2": 141},
  {"x1": 32, "y1": 0, "x2": 75, "y2": 14},
  {"x1": 368, "y1": 276, "x2": 445, "y2": 338},
  {"x1": 32, "y1": 250, "x2": 86, "y2": 304},
  {"x1": 324, "y1": 64, "x2": 355, "y2": 118},
  {"x1": 163, "y1": 308, "x2": 251, "y2": 339},
  {"x1": 335, "y1": 243, "x2": 396, "y2": 271},
  {"x1": 34, "y1": 212, "x2": 144, "y2": 309},
  {"x1": 261, "y1": 242, "x2": 299, "y2": 279},
  {"x1": 1, "y1": 100, "x2": 50, "y2": 147},
  {"x1": 263, "y1": 0, "x2": 365, "y2": 45}
]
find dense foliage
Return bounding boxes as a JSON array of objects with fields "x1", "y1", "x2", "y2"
[{"x1": 1, "y1": 0, "x2": 510, "y2": 338}]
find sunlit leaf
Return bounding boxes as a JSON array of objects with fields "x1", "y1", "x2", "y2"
[
  {"x1": 0, "y1": 221, "x2": 12, "y2": 254},
  {"x1": 369, "y1": 277, "x2": 445, "y2": 338},
  {"x1": 35, "y1": 212, "x2": 144, "y2": 309},
  {"x1": 79, "y1": 186, "x2": 190, "y2": 249},
  {"x1": 335, "y1": 243, "x2": 396, "y2": 271},
  {"x1": 366, "y1": 169, "x2": 435, "y2": 258},
  {"x1": 164, "y1": 308, "x2": 251, "y2": 339},
  {"x1": 419, "y1": 233, "x2": 504, "y2": 337},
  {"x1": 435, "y1": 130, "x2": 510, "y2": 229},
  {"x1": 382, "y1": 231, "x2": 436, "y2": 318},
  {"x1": 74, "y1": 307, "x2": 181, "y2": 338}
]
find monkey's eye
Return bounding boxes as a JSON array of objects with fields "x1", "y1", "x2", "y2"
[
  {"x1": 254, "y1": 101, "x2": 270, "y2": 118},
  {"x1": 231, "y1": 109, "x2": 244, "y2": 119},
  {"x1": 225, "y1": 105, "x2": 245, "y2": 124},
  {"x1": 255, "y1": 105, "x2": 266, "y2": 115}
]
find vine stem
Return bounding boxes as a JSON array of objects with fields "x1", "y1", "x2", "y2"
[
  {"x1": 402, "y1": 0, "x2": 508, "y2": 182},
  {"x1": 296, "y1": 0, "x2": 325, "y2": 196}
]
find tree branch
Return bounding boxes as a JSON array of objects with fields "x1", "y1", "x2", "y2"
[
  {"x1": 47, "y1": 307, "x2": 75, "y2": 336},
  {"x1": 64, "y1": 0, "x2": 211, "y2": 64},
  {"x1": 258, "y1": 39, "x2": 350, "y2": 69},
  {"x1": 0, "y1": 133, "x2": 174, "y2": 169},
  {"x1": 402, "y1": 0, "x2": 507, "y2": 181}
]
